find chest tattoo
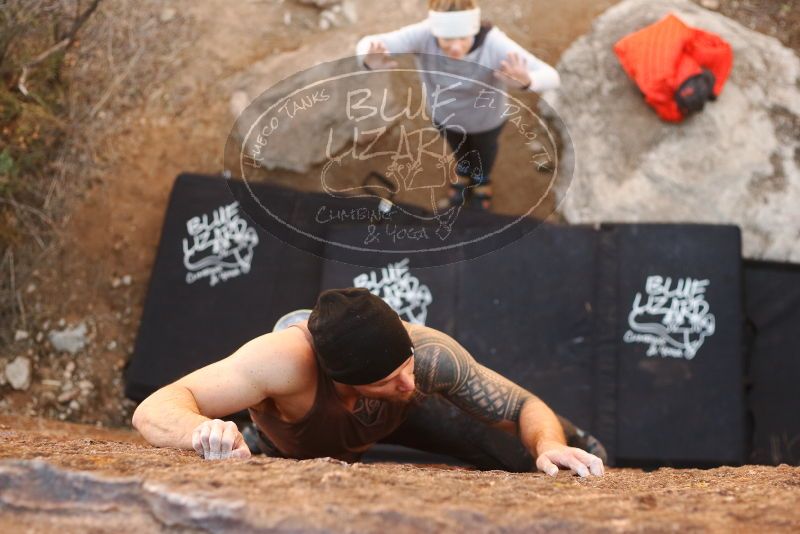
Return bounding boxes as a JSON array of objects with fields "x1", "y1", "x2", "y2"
[{"x1": 351, "y1": 397, "x2": 385, "y2": 426}]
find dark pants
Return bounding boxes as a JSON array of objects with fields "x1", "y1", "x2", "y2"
[
  {"x1": 247, "y1": 395, "x2": 526, "y2": 468},
  {"x1": 249, "y1": 393, "x2": 583, "y2": 472},
  {"x1": 378, "y1": 393, "x2": 586, "y2": 472},
  {"x1": 377, "y1": 394, "x2": 542, "y2": 472},
  {"x1": 435, "y1": 121, "x2": 506, "y2": 185}
]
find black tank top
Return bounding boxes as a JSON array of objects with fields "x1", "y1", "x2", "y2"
[{"x1": 248, "y1": 324, "x2": 410, "y2": 462}]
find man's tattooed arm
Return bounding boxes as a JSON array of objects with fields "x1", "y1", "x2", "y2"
[
  {"x1": 407, "y1": 325, "x2": 603, "y2": 477},
  {"x1": 409, "y1": 324, "x2": 567, "y2": 454},
  {"x1": 410, "y1": 324, "x2": 533, "y2": 429}
]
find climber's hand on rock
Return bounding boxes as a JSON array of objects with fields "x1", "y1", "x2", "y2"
[
  {"x1": 535, "y1": 441, "x2": 604, "y2": 477},
  {"x1": 191, "y1": 419, "x2": 251, "y2": 460}
]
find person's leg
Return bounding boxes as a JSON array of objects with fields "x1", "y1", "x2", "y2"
[
  {"x1": 379, "y1": 393, "x2": 608, "y2": 472},
  {"x1": 436, "y1": 125, "x2": 479, "y2": 210},
  {"x1": 558, "y1": 413, "x2": 609, "y2": 465},
  {"x1": 467, "y1": 122, "x2": 504, "y2": 176},
  {"x1": 462, "y1": 121, "x2": 505, "y2": 210},
  {"x1": 381, "y1": 393, "x2": 535, "y2": 472},
  {"x1": 241, "y1": 423, "x2": 285, "y2": 457}
]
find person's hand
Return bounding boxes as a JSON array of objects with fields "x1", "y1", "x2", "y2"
[
  {"x1": 191, "y1": 419, "x2": 251, "y2": 460},
  {"x1": 363, "y1": 40, "x2": 398, "y2": 70},
  {"x1": 493, "y1": 51, "x2": 532, "y2": 89},
  {"x1": 535, "y1": 440, "x2": 605, "y2": 477}
]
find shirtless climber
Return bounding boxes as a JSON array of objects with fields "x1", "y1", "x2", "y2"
[{"x1": 132, "y1": 288, "x2": 606, "y2": 477}]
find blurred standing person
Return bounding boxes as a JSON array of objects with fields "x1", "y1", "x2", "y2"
[{"x1": 356, "y1": 0, "x2": 560, "y2": 211}]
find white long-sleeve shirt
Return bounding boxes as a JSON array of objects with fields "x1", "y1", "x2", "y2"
[{"x1": 355, "y1": 20, "x2": 560, "y2": 133}]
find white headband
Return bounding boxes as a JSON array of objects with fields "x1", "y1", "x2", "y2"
[{"x1": 428, "y1": 8, "x2": 481, "y2": 39}]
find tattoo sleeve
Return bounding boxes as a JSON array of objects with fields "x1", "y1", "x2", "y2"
[{"x1": 410, "y1": 325, "x2": 534, "y2": 427}]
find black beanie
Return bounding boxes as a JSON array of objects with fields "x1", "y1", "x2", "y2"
[{"x1": 308, "y1": 288, "x2": 414, "y2": 385}]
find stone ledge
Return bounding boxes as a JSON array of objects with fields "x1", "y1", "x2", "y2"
[{"x1": 0, "y1": 416, "x2": 798, "y2": 532}]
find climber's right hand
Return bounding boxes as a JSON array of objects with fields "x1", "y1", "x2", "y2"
[
  {"x1": 191, "y1": 419, "x2": 251, "y2": 460},
  {"x1": 364, "y1": 40, "x2": 398, "y2": 70}
]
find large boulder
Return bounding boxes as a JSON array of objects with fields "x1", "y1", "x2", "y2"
[
  {"x1": 225, "y1": 36, "x2": 397, "y2": 174},
  {"x1": 542, "y1": 0, "x2": 800, "y2": 263}
]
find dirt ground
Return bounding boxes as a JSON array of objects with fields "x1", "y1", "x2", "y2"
[
  {"x1": 1, "y1": 415, "x2": 799, "y2": 533},
  {"x1": 0, "y1": 0, "x2": 799, "y2": 491}
]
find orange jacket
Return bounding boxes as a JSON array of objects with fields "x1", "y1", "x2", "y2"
[{"x1": 614, "y1": 14, "x2": 733, "y2": 122}]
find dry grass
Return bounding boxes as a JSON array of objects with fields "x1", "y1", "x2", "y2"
[{"x1": 0, "y1": 0, "x2": 192, "y2": 342}]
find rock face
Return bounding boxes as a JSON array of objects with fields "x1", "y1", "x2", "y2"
[
  {"x1": 225, "y1": 36, "x2": 396, "y2": 174},
  {"x1": 1, "y1": 416, "x2": 800, "y2": 532},
  {"x1": 542, "y1": 0, "x2": 800, "y2": 263}
]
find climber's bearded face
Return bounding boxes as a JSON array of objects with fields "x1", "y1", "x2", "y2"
[{"x1": 351, "y1": 356, "x2": 416, "y2": 402}]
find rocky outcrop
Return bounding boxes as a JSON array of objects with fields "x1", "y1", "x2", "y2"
[
  {"x1": 542, "y1": 0, "x2": 800, "y2": 263},
  {"x1": 225, "y1": 34, "x2": 396, "y2": 175},
  {"x1": 1, "y1": 416, "x2": 799, "y2": 532}
]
